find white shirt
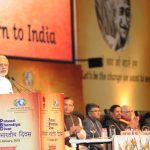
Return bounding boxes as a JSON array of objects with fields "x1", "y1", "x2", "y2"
[{"x1": 0, "y1": 76, "x2": 13, "y2": 94}]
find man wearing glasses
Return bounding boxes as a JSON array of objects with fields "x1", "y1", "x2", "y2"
[
  {"x1": 95, "y1": 0, "x2": 131, "y2": 51},
  {"x1": 121, "y1": 105, "x2": 139, "y2": 129},
  {"x1": 104, "y1": 105, "x2": 126, "y2": 135},
  {"x1": 83, "y1": 103, "x2": 103, "y2": 150}
]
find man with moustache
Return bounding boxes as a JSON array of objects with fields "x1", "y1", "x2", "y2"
[
  {"x1": 121, "y1": 105, "x2": 139, "y2": 129},
  {"x1": 112, "y1": 0, "x2": 131, "y2": 50},
  {"x1": 83, "y1": 103, "x2": 103, "y2": 150},
  {"x1": 95, "y1": 0, "x2": 131, "y2": 51},
  {"x1": 107, "y1": 0, "x2": 131, "y2": 51},
  {"x1": 105, "y1": 105, "x2": 126, "y2": 135}
]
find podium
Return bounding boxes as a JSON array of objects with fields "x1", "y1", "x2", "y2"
[{"x1": 0, "y1": 92, "x2": 65, "y2": 150}]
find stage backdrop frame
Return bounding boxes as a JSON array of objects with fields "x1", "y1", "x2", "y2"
[{"x1": 0, "y1": 0, "x2": 75, "y2": 63}]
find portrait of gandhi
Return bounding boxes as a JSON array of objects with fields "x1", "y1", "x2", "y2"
[{"x1": 95, "y1": 0, "x2": 131, "y2": 51}]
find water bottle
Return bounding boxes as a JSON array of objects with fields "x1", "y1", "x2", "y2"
[
  {"x1": 109, "y1": 125, "x2": 116, "y2": 137},
  {"x1": 101, "y1": 128, "x2": 108, "y2": 138}
]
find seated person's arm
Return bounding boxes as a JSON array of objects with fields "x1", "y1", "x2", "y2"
[
  {"x1": 65, "y1": 117, "x2": 86, "y2": 139},
  {"x1": 76, "y1": 118, "x2": 86, "y2": 139},
  {"x1": 65, "y1": 126, "x2": 77, "y2": 138}
]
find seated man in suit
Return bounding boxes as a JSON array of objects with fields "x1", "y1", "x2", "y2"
[
  {"x1": 64, "y1": 97, "x2": 87, "y2": 150},
  {"x1": 104, "y1": 105, "x2": 127, "y2": 135},
  {"x1": 82, "y1": 103, "x2": 103, "y2": 150}
]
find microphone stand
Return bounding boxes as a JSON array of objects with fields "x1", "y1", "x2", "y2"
[
  {"x1": 11, "y1": 77, "x2": 32, "y2": 93},
  {"x1": 8, "y1": 76, "x2": 32, "y2": 93},
  {"x1": 9, "y1": 78, "x2": 22, "y2": 93}
]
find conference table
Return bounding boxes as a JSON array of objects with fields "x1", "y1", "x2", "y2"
[
  {"x1": 69, "y1": 137, "x2": 112, "y2": 150},
  {"x1": 70, "y1": 134, "x2": 150, "y2": 150},
  {"x1": 113, "y1": 134, "x2": 150, "y2": 149}
]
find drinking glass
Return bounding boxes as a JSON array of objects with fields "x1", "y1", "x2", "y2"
[
  {"x1": 90, "y1": 127, "x2": 96, "y2": 139},
  {"x1": 109, "y1": 125, "x2": 116, "y2": 137}
]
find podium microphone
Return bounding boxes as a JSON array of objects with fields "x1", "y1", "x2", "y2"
[
  {"x1": 8, "y1": 76, "x2": 32, "y2": 93},
  {"x1": 7, "y1": 76, "x2": 22, "y2": 93}
]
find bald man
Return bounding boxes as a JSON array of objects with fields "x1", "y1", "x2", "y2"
[
  {"x1": 95, "y1": 0, "x2": 131, "y2": 51},
  {"x1": 0, "y1": 55, "x2": 13, "y2": 94},
  {"x1": 109, "y1": 0, "x2": 131, "y2": 50}
]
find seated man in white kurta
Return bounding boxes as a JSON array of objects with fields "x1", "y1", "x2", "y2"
[
  {"x1": 0, "y1": 55, "x2": 13, "y2": 94},
  {"x1": 64, "y1": 97, "x2": 88, "y2": 150}
]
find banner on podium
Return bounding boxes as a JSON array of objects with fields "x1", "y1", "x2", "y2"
[
  {"x1": 0, "y1": 92, "x2": 64, "y2": 150},
  {"x1": 40, "y1": 93, "x2": 64, "y2": 150}
]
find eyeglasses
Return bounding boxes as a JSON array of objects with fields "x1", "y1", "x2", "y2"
[
  {"x1": 122, "y1": 110, "x2": 133, "y2": 113},
  {"x1": 90, "y1": 110, "x2": 101, "y2": 113}
]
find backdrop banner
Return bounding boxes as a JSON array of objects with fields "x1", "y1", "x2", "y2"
[{"x1": 0, "y1": 0, "x2": 73, "y2": 62}]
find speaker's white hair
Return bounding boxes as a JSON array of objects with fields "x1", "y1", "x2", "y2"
[
  {"x1": 0, "y1": 55, "x2": 7, "y2": 59},
  {"x1": 0, "y1": 55, "x2": 9, "y2": 63}
]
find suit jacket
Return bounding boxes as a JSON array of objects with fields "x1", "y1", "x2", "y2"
[
  {"x1": 83, "y1": 117, "x2": 102, "y2": 139},
  {"x1": 105, "y1": 117, "x2": 127, "y2": 135},
  {"x1": 82, "y1": 117, "x2": 103, "y2": 150}
]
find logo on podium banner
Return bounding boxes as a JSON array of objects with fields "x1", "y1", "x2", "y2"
[
  {"x1": 53, "y1": 99, "x2": 59, "y2": 107},
  {"x1": 14, "y1": 98, "x2": 26, "y2": 107}
]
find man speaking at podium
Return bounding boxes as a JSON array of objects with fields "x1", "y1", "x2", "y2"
[{"x1": 0, "y1": 55, "x2": 13, "y2": 94}]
